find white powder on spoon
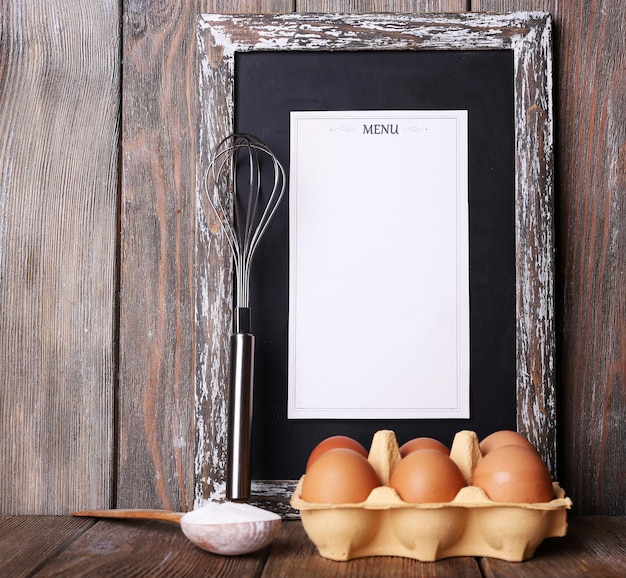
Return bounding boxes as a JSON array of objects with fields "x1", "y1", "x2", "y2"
[{"x1": 182, "y1": 502, "x2": 281, "y2": 525}]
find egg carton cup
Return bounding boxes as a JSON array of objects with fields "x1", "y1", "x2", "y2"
[{"x1": 290, "y1": 430, "x2": 572, "y2": 562}]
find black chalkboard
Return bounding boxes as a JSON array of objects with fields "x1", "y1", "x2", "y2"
[{"x1": 234, "y1": 49, "x2": 516, "y2": 480}]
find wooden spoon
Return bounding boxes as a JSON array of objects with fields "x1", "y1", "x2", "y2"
[{"x1": 73, "y1": 502, "x2": 282, "y2": 556}]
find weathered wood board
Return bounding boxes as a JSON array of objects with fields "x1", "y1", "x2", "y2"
[{"x1": 0, "y1": 0, "x2": 119, "y2": 514}]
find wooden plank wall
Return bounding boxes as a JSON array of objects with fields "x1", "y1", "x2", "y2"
[
  {"x1": 0, "y1": 0, "x2": 623, "y2": 515},
  {"x1": 0, "y1": 1, "x2": 119, "y2": 514}
]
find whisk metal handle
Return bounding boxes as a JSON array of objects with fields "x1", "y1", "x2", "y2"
[{"x1": 226, "y1": 332, "x2": 255, "y2": 501}]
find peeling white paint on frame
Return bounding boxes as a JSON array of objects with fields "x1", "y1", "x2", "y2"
[{"x1": 195, "y1": 12, "x2": 556, "y2": 506}]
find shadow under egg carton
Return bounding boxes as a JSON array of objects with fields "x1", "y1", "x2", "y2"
[{"x1": 290, "y1": 430, "x2": 572, "y2": 562}]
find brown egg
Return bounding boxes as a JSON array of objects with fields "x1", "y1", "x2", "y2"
[
  {"x1": 472, "y1": 444, "x2": 554, "y2": 503},
  {"x1": 479, "y1": 430, "x2": 537, "y2": 455},
  {"x1": 389, "y1": 449, "x2": 466, "y2": 504},
  {"x1": 306, "y1": 435, "x2": 368, "y2": 472},
  {"x1": 399, "y1": 437, "x2": 450, "y2": 457},
  {"x1": 301, "y1": 448, "x2": 381, "y2": 503}
]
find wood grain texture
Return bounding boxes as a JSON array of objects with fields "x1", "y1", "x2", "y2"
[
  {"x1": 72, "y1": 508, "x2": 185, "y2": 523},
  {"x1": 0, "y1": 516, "x2": 95, "y2": 575},
  {"x1": 0, "y1": 0, "x2": 119, "y2": 514},
  {"x1": 553, "y1": 0, "x2": 626, "y2": 516},
  {"x1": 118, "y1": 0, "x2": 197, "y2": 514},
  {"x1": 509, "y1": 11, "x2": 557, "y2": 475},
  {"x1": 297, "y1": 0, "x2": 468, "y2": 12}
]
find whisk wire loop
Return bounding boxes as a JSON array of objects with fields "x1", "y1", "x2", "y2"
[{"x1": 204, "y1": 133, "x2": 286, "y2": 314}]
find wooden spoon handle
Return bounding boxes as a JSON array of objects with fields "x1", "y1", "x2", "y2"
[{"x1": 72, "y1": 509, "x2": 184, "y2": 524}]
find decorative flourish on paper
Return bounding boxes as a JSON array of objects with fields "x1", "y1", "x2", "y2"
[
  {"x1": 404, "y1": 125, "x2": 429, "y2": 133},
  {"x1": 330, "y1": 125, "x2": 356, "y2": 133}
]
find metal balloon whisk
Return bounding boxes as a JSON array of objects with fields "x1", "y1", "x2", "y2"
[{"x1": 204, "y1": 134, "x2": 286, "y2": 501}]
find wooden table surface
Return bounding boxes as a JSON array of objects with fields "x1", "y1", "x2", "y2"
[{"x1": 1, "y1": 515, "x2": 623, "y2": 577}]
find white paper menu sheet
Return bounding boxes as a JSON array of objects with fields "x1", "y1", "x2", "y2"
[{"x1": 288, "y1": 110, "x2": 469, "y2": 419}]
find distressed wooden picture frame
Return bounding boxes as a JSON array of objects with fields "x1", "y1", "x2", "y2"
[{"x1": 195, "y1": 12, "x2": 554, "y2": 510}]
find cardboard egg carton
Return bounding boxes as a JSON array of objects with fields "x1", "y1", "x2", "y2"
[{"x1": 290, "y1": 430, "x2": 572, "y2": 562}]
